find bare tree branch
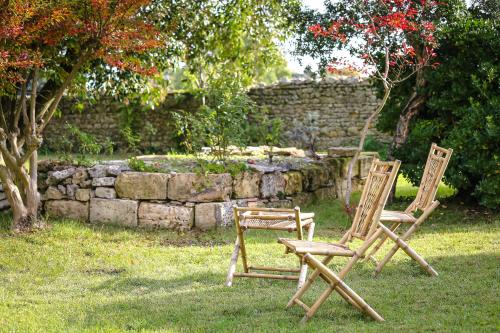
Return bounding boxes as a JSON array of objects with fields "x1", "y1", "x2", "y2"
[{"x1": 38, "y1": 51, "x2": 89, "y2": 134}]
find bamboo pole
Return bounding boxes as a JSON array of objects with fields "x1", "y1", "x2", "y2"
[
  {"x1": 376, "y1": 221, "x2": 438, "y2": 276},
  {"x1": 364, "y1": 222, "x2": 400, "y2": 262},
  {"x1": 225, "y1": 237, "x2": 240, "y2": 287},
  {"x1": 303, "y1": 254, "x2": 384, "y2": 322},
  {"x1": 233, "y1": 207, "x2": 249, "y2": 273},
  {"x1": 297, "y1": 222, "x2": 316, "y2": 288},
  {"x1": 301, "y1": 285, "x2": 335, "y2": 323},
  {"x1": 233, "y1": 272, "x2": 299, "y2": 280},
  {"x1": 287, "y1": 255, "x2": 334, "y2": 308},
  {"x1": 249, "y1": 266, "x2": 301, "y2": 273}
]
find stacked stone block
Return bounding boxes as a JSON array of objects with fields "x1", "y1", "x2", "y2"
[
  {"x1": 38, "y1": 154, "x2": 374, "y2": 231},
  {"x1": 44, "y1": 79, "x2": 389, "y2": 152}
]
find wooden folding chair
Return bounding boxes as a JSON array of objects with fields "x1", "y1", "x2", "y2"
[
  {"x1": 279, "y1": 159, "x2": 400, "y2": 323},
  {"x1": 365, "y1": 144, "x2": 453, "y2": 276},
  {"x1": 226, "y1": 206, "x2": 315, "y2": 288}
]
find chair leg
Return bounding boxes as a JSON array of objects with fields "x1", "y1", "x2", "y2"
[
  {"x1": 335, "y1": 281, "x2": 384, "y2": 322},
  {"x1": 297, "y1": 223, "x2": 316, "y2": 289},
  {"x1": 376, "y1": 223, "x2": 438, "y2": 276},
  {"x1": 301, "y1": 285, "x2": 335, "y2": 323},
  {"x1": 301, "y1": 253, "x2": 384, "y2": 323},
  {"x1": 237, "y1": 229, "x2": 249, "y2": 273},
  {"x1": 364, "y1": 222, "x2": 400, "y2": 262},
  {"x1": 287, "y1": 255, "x2": 333, "y2": 308},
  {"x1": 297, "y1": 257, "x2": 308, "y2": 290},
  {"x1": 225, "y1": 237, "x2": 240, "y2": 287}
]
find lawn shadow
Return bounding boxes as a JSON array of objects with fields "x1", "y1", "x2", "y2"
[{"x1": 74, "y1": 252, "x2": 499, "y2": 332}]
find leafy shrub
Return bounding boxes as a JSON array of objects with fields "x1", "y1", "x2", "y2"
[
  {"x1": 44, "y1": 123, "x2": 115, "y2": 165},
  {"x1": 127, "y1": 157, "x2": 162, "y2": 173},
  {"x1": 173, "y1": 84, "x2": 256, "y2": 162},
  {"x1": 246, "y1": 107, "x2": 283, "y2": 163},
  {"x1": 393, "y1": 8, "x2": 499, "y2": 208},
  {"x1": 363, "y1": 135, "x2": 389, "y2": 160},
  {"x1": 194, "y1": 160, "x2": 248, "y2": 177},
  {"x1": 120, "y1": 126, "x2": 142, "y2": 153}
]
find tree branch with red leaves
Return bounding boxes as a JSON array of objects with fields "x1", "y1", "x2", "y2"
[
  {"x1": 0, "y1": 0, "x2": 161, "y2": 231},
  {"x1": 306, "y1": 0, "x2": 442, "y2": 211}
]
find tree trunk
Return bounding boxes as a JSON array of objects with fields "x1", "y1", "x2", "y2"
[
  {"x1": 387, "y1": 94, "x2": 426, "y2": 160},
  {"x1": 0, "y1": 55, "x2": 87, "y2": 231},
  {"x1": 0, "y1": 149, "x2": 39, "y2": 231},
  {"x1": 386, "y1": 72, "x2": 427, "y2": 202},
  {"x1": 0, "y1": 166, "x2": 30, "y2": 231},
  {"x1": 344, "y1": 88, "x2": 391, "y2": 211}
]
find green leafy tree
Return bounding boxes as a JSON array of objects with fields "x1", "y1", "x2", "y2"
[
  {"x1": 159, "y1": 0, "x2": 300, "y2": 92},
  {"x1": 293, "y1": 0, "x2": 442, "y2": 209},
  {"x1": 389, "y1": 2, "x2": 499, "y2": 208},
  {"x1": 0, "y1": 0, "x2": 162, "y2": 230}
]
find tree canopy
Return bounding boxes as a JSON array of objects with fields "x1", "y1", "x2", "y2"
[{"x1": 383, "y1": 1, "x2": 499, "y2": 208}]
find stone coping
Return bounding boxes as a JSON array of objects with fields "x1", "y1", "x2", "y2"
[{"x1": 0, "y1": 152, "x2": 377, "y2": 231}]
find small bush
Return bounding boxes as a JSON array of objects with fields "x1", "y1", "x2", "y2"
[
  {"x1": 173, "y1": 83, "x2": 256, "y2": 162},
  {"x1": 120, "y1": 126, "x2": 142, "y2": 153},
  {"x1": 194, "y1": 160, "x2": 248, "y2": 177},
  {"x1": 127, "y1": 157, "x2": 162, "y2": 173},
  {"x1": 44, "y1": 123, "x2": 115, "y2": 165}
]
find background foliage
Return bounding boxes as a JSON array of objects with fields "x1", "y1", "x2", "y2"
[{"x1": 378, "y1": 1, "x2": 499, "y2": 208}]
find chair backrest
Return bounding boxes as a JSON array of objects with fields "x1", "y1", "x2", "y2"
[
  {"x1": 409, "y1": 143, "x2": 453, "y2": 212},
  {"x1": 348, "y1": 159, "x2": 400, "y2": 241}
]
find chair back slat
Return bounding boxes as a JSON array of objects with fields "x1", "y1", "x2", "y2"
[
  {"x1": 412, "y1": 144, "x2": 453, "y2": 211},
  {"x1": 349, "y1": 159, "x2": 400, "y2": 241}
]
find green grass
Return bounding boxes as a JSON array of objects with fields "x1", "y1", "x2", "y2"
[
  {"x1": 0, "y1": 195, "x2": 498, "y2": 332},
  {"x1": 395, "y1": 175, "x2": 457, "y2": 199}
]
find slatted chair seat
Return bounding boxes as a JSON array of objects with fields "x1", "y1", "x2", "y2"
[
  {"x1": 226, "y1": 207, "x2": 316, "y2": 288},
  {"x1": 240, "y1": 212, "x2": 314, "y2": 231},
  {"x1": 380, "y1": 210, "x2": 417, "y2": 223},
  {"x1": 279, "y1": 239, "x2": 355, "y2": 256}
]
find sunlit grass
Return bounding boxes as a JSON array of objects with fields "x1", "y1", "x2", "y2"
[
  {"x1": 0, "y1": 191, "x2": 498, "y2": 332},
  {"x1": 395, "y1": 175, "x2": 457, "y2": 199}
]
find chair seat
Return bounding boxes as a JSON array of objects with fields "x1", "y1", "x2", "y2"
[
  {"x1": 278, "y1": 239, "x2": 355, "y2": 257},
  {"x1": 380, "y1": 210, "x2": 417, "y2": 223},
  {"x1": 240, "y1": 212, "x2": 314, "y2": 231}
]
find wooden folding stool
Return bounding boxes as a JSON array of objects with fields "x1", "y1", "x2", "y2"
[{"x1": 226, "y1": 206, "x2": 315, "y2": 289}]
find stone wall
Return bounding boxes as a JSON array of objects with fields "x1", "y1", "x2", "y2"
[
  {"x1": 44, "y1": 79, "x2": 389, "y2": 152},
  {"x1": 35, "y1": 153, "x2": 375, "y2": 230},
  {"x1": 248, "y1": 78, "x2": 390, "y2": 149},
  {"x1": 44, "y1": 93, "x2": 199, "y2": 152}
]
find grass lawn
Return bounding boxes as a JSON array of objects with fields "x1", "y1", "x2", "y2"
[{"x1": 0, "y1": 182, "x2": 498, "y2": 332}]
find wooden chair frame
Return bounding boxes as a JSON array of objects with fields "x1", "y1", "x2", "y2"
[
  {"x1": 226, "y1": 206, "x2": 316, "y2": 289},
  {"x1": 365, "y1": 144, "x2": 453, "y2": 276},
  {"x1": 279, "y1": 159, "x2": 400, "y2": 323}
]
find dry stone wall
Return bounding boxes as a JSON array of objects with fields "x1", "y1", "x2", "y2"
[
  {"x1": 248, "y1": 78, "x2": 390, "y2": 149},
  {"x1": 44, "y1": 93, "x2": 199, "y2": 152},
  {"x1": 31, "y1": 154, "x2": 376, "y2": 231},
  {"x1": 44, "y1": 79, "x2": 389, "y2": 152}
]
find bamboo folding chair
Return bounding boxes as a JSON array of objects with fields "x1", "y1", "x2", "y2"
[
  {"x1": 279, "y1": 159, "x2": 400, "y2": 323},
  {"x1": 365, "y1": 144, "x2": 453, "y2": 276},
  {"x1": 226, "y1": 206, "x2": 315, "y2": 289}
]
